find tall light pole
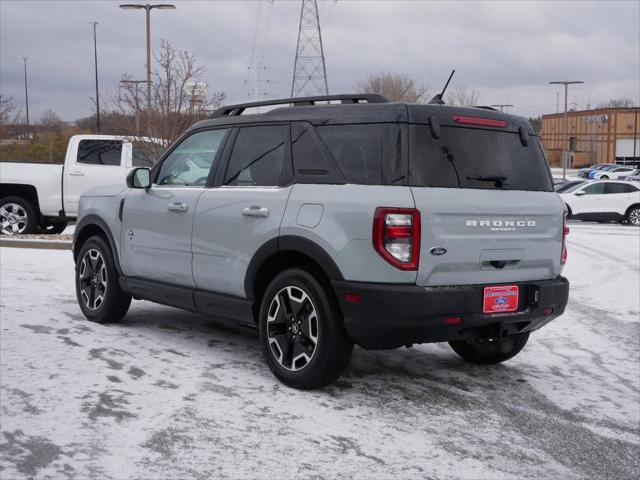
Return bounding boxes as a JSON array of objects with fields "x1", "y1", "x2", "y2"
[
  {"x1": 22, "y1": 57, "x2": 29, "y2": 136},
  {"x1": 119, "y1": 3, "x2": 176, "y2": 130},
  {"x1": 90, "y1": 22, "x2": 101, "y2": 134},
  {"x1": 120, "y1": 79, "x2": 147, "y2": 135},
  {"x1": 549, "y1": 80, "x2": 584, "y2": 179}
]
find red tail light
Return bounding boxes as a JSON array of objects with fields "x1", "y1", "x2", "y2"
[
  {"x1": 373, "y1": 207, "x2": 420, "y2": 270},
  {"x1": 561, "y1": 210, "x2": 569, "y2": 264},
  {"x1": 453, "y1": 115, "x2": 507, "y2": 128}
]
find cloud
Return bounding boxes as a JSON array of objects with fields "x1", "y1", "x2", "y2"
[{"x1": 1, "y1": 0, "x2": 638, "y2": 121}]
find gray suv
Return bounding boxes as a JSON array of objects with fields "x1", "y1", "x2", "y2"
[{"x1": 73, "y1": 94, "x2": 570, "y2": 389}]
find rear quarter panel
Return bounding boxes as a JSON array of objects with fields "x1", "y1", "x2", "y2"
[{"x1": 281, "y1": 184, "x2": 417, "y2": 283}]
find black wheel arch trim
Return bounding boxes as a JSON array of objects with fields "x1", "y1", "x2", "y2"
[
  {"x1": 244, "y1": 235, "x2": 344, "y2": 299},
  {"x1": 73, "y1": 215, "x2": 124, "y2": 276}
]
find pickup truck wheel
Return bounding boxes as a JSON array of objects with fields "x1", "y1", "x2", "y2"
[
  {"x1": 259, "y1": 268, "x2": 353, "y2": 389},
  {"x1": 75, "y1": 235, "x2": 131, "y2": 323},
  {"x1": 39, "y1": 221, "x2": 68, "y2": 235},
  {"x1": 0, "y1": 196, "x2": 38, "y2": 235},
  {"x1": 449, "y1": 332, "x2": 529, "y2": 364}
]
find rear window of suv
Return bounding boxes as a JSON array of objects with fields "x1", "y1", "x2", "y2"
[{"x1": 409, "y1": 125, "x2": 553, "y2": 192}]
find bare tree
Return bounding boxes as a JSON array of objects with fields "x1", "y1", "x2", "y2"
[
  {"x1": 596, "y1": 98, "x2": 635, "y2": 108},
  {"x1": 0, "y1": 95, "x2": 16, "y2": 128},
  {"x1": 111, "y1": 40, "x2": 225, "y2": 151},
  {"x1": 356, "y1": 71, "x2": 428, "y2": 103},
  {"x1": 39, "y1": 109, "x2": 65, "y2": 133},
  {"x1": 446, "y1": 85, "x2": 481, "y2": 107}
]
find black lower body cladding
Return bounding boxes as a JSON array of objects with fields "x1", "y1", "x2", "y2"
[{"x1": 332, "y1": 277, "x2": 569, "y2": 349}]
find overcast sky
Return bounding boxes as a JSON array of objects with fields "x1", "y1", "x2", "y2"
[{"x1": 1, "y1": 0, "x2": 638, "y2": 121}]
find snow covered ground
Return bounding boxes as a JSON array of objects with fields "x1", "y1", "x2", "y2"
[{"x1": 0, "y1": 222, "x2": 638, "y2": 479}]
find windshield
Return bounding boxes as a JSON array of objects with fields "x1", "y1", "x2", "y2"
[{"x1": 409, "y1": 125, "x2": 553, "y2": 192}]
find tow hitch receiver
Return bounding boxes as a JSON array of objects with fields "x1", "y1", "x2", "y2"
[{"x1": 474, "y1": 324, "x2": 510, "y2": 343}]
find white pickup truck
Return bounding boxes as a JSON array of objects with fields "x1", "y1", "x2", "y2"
[{"x1": 0, "y1": 135, "x2": 162, "y2": 235}]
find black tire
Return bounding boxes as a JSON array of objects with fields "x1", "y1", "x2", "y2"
[
  {"x1": 0, "y1": 196, "x2": 38, "y2": 235},
  {"x1": 600, "y1": 175, "x2": 609, "y2": 179},
  {"x1": 449, "y1": 332, "x2": 530, "y2": 364},
  {"x1": 259, "y1": 268, "x2": 353, "y2": 389},
  {"x1": 38, "y1": 221, "x2": 68, "y2": 235},
  {"x1": 626, "y1": 206, "x2": 640, "y2": 226},
  {"x1": 75, "y1": 235, "x2": 131, "y2": 323}
]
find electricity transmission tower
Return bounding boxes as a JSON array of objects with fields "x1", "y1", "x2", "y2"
[{"x1": 291, "y1": 0, "x2": 329, "y2": 97}]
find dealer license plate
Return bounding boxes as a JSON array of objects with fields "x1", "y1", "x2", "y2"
[{"x1": 483, "y1": 285, "x2": 519, "y2": 314}]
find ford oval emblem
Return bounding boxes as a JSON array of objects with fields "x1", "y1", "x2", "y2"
[{"x1": 429, "y1": 246, "x2": 447, "y2": 256}]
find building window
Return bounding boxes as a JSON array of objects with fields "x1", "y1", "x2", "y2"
[{"x1": 569, "y1": 136, "x2": 578, "y2": 152}]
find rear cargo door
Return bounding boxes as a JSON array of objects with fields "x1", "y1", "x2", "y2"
[{"x1": 408, "y1": 123, "x2": 565, "y2": 287}]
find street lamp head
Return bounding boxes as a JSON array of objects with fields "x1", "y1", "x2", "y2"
[
  {"x1": 119, "y1": 3, "x2": 176, "y2": 9},
  {"x1": 549, "y1": 81, "x2": 585, "y2": 85}
]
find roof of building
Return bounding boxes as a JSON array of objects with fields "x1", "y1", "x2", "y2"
[{"x1": 542, "y1": 107, "x2": 639, "y2": 119}]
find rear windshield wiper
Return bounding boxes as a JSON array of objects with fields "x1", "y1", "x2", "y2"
[{"x1": 466, "y1": 175, "x2": 508, "y2": 188}]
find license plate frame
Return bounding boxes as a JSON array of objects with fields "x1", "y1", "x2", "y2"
[{"x1": 483, "y1": 285, "x2": 519, "y2": 314}]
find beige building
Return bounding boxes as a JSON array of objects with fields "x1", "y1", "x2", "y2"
[{"x1": 540, "y1": 107, "x2": 639, "y2": 167}]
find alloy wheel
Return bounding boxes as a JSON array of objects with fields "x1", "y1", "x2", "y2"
[
  {"x1": 267, "y1": 286, "x2": 319, "y2": 371},
  {"x1": 79, "y1": 249, "x2": 107, "y2": 310},
  {"x1": 0, "y1": 203, "x2": 28, "y2": 235},
  {"x1": 629, "y1": 208, "x2": 640, "y2": 226}
]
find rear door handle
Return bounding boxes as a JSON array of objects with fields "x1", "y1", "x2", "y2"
[
  {"x1": 242, "y1": 206, "x2": 269, "y2": 218},
  {"x1": 69, "y1": 171, "x2": 85, "y2": 176},
  {"x1": 167, "y1": 202, "x2": 189, "y2": 213}
]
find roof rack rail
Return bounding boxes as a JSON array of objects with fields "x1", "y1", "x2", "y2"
[{"x1": 210, "y1": 94, "x2": 388, "y2": 118}]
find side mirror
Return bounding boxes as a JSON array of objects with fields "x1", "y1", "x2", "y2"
[
  {"x1": 575, "y1": 190, "x2": 586, "y2": 196},
  {"x1": 127, "y1": 167, "x2": 151, "y2": 189}
]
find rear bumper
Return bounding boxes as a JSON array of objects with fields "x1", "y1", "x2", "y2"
[{"x1": 332, "y1": 277, "x2": 569, "y2": 349}]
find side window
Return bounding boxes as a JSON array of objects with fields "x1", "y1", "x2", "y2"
[
  {"x1": 291, "y1": 123, "x2": 343, "y2": 184},
  {"x1": 317, "y1": 124, "x2": 383, "y2": 185},
  {"x1": 582, "y1": 183, "x2": 606, "y2": 195},
  {"x1": 225, "y1": 125, "x2": 289, "y2": 186},
  {"x1": 156, "y1": 129, "x2": 227, "y2": 187},
  {"x1": 605, "y1": 183, "x2": 637, "y2": 194},
  {"x1": 77, "y1": 140, "x2": 122, "y2": 166},
  {"x1": 132, "y1": 141, "x2": 162, "y2": 167}
]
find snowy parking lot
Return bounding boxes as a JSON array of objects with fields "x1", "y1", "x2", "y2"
[{"x1": 0, "y1": 222, "x2": 638, "y2": 479}]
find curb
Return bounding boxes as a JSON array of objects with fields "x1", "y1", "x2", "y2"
[{"x1": 0, "y1": 239, "x2": 72, "y2": 250}]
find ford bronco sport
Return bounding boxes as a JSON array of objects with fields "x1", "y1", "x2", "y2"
[{"x1": 73, "y1": 94, "x2": 570, "y2": 389}]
